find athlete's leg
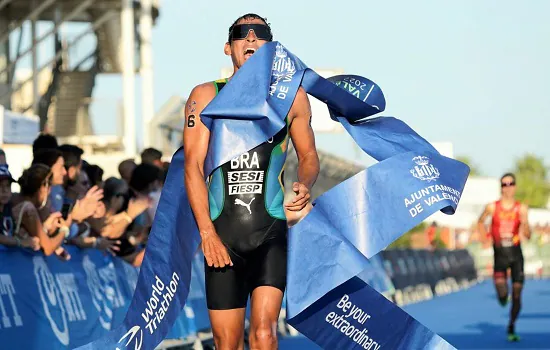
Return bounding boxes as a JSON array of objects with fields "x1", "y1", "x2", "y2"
[
  {"x1": 493, "y1": 251, "x2": 509, "y2": 305},
  {"x1": 204, "y1": 250, "x2": 249, "y2": 349},
  {"x1": 209, "y1": 308, "x2": 246, "y2": 350},
  {"x1": 494, "y1": 273, "x2": 508, "y2": 305},
  {"x1": 247, "y1": 227, "x2": 287, "y2": 350},
  {"x1": 249, "y1": 286, "x2": 284, "y2": 350},
  {"x1": 507, "y1": 254, "x2": 525, "y2": 340},
  {"x1": 508, "y1": 283, "x2": 523, "y2": 332}
]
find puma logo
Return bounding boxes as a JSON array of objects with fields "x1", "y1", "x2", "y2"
[{"x1": 234, "y1": 198, "x2": 255, "y2": 214}]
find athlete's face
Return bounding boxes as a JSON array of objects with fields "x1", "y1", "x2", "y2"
[
  {"x1": 501, "y1": 175, "x2": 516, "y2": 197},
  {"x1": 225, "y1": 18, "x2": 270, "y2": 69}
]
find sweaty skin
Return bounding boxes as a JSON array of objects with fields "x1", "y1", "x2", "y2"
[
  {"x1": 184, "y1": 84, "x2": 318, "y2": 269},
  {"x1": 183, "y1": 15, "x2": 319, "y2": 350}
]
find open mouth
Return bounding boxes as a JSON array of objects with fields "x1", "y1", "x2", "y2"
[{"x1": 244, "y1": 47, "x2": 256, "y2": 59}]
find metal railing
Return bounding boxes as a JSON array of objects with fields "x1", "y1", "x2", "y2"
[{"x1": 0, "y1": 10, "x2": 117, "y2": 104}]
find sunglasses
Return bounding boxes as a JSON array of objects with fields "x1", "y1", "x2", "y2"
[
  {"x1": 501, "y1": 181, "x2": 515, "y2": 187},
  {"x1": 229, "y1": 24, "x2": 273, "y2": 42}
]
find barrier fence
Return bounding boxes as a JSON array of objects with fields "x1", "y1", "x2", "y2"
[
  {"x1": 0, "y1": 245, "x2": 479, "y2": 349},
  {"x1": 0, "y1": 246, "x2": 200, "y2": 350},
  {"x1": 379, "y1": 248, "x2": 478, "y2": 307}
]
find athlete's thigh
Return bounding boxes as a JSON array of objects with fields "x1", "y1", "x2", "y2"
[
  {"x1": 493, "y1": 250, "x2": 508, "y2": 281},
  {"x1": 204, "y1": 248, "x2": 249, "y2": 310},
  {"x1": 248, "y1": 235, "x2": 286, "y2": 330},
  {"x1": 250, "y1": 286, "x2": 284, "y2": 329},
  {"x1": 248, "y1": 224, "x2": 288, "y2": 291}
]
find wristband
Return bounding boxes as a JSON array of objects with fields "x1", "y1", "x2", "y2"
[
  {"x1": 59, "y1": 226, "x2": 70, "y2": 238},
  {"x1": 14, "y1": 236, "x2": 21, "y2": 247}
]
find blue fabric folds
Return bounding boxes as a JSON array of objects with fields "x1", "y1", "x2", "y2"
[{"x1": 78, "y1": 42, "x2": 468, "y2": 350}]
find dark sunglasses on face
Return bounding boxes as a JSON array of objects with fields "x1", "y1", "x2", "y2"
[
  {"x1": 501, "y1": 181, "x2": 515, "y2": 187},
  {"x1": 229, "y1": 24, "x2": 273, "y2": 42}
]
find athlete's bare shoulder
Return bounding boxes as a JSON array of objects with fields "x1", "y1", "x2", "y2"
[
  {"x1": 478, "y1": 202, "x2": 495, "y2": 223},
  {"x1": 187, "y1": 81, "x2": 217, "y2": 106}
]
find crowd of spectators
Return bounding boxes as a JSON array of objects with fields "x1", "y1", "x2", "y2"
[{"x1": 0, "y1": 134, "x2": 169, "y2": 267}]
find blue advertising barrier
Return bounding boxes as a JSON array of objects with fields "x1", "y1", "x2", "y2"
[
  {"x1": 380, "y1": 248, "x2": 478, "y2": 306},
  {"x1": 0, "y1": 246, "x2": 200, "y2": 349}
]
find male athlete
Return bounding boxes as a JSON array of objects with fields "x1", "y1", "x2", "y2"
[
  {"x1": 183, "y1": 13, "x2": 319, "y2": 350},
  {"x1": 478, "y1": 173, "x2": 530, "y2": 342}
]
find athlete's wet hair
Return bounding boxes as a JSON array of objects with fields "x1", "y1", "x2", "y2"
[
  {"x1": 228, "y1": 13, "x2": 272, "y2": 43},
  {"x1": 500, "y1": 172, "x2": 516, "y2": 183}
]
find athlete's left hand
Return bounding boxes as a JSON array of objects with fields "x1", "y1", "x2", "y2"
[{"x1": 285, "y1": 182, "x2": 311, "y2": 211}]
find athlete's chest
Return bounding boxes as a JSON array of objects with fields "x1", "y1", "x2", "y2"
[
  {"x1": 494, "y1": 204, "x2": 520, "y2": 222},
  {"x1": 223, "y1": 126, "x2": 288, "y2": 172}
]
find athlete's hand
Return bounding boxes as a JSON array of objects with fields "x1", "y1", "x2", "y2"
[
  {"x1": 200, "y1": 228, "x2": 233, "y2": 268},
  {"x1": 285, "y1": 182, "x2": 311, "y2": 211}
]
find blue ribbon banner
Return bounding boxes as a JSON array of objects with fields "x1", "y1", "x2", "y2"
[
  {"x1": 0, "y1": 246, "x2": 197, "y2": 349},
  {"x1": 78, "y1": 42, "x2": 469, "y2": 350}
]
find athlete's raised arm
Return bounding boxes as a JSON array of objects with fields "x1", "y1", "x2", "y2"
[{"x1": 183, "y1": 83, "x2": 232, "y2": 268}]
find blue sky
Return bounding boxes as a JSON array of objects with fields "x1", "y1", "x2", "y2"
[{"x1": 11, "y1": 0, "x2": 550, "y2": 177}]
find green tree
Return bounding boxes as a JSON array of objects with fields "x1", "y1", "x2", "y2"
[
  {"x1": 456, "y1": 156, "x2": 481, "y2": 176},
  {"x1": 513, "y1": 154, "x2": 550, "y2": 209}
]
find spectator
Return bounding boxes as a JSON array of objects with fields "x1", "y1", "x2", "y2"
[
  {"x1": 118, "y1": 159, "x2": 136, "y2": 184},
  {"x1": 67, "y1": 168, "x2": 91, "y2": 202},
  {"x1": 83, "y1": 163, "x2": 104, "y2": 188},
  {"x1": 89, "y1": 177, "x2": 149, "y2": 267},
  {"x1": 33, "y1": 146, "x2": 102, "y2": 254},
  {"x1": 66, "y1": 175, "x2": 121, "y2": 255},
  {"x1": 140, "y1": 147, "x2": 163, "y2": 168},
  {"x1": 0, "y1": 149, "x2": 6, "y2": 165},
  {"x1": 32, "y1": 148, "x2": 67, "y2": 210},
  {"x1": 90, "y1": 177, "x2": 149, "y2": 238},
  {"x1": 0, "y1": 165, "x2": 40, "y2": 251},
  {"x1": 57, "y1": 144, "x2": 102, "y2": 217},
  {"x1": 58, "y1": 144, "x2": 84, "y2": 189},
  {"x1": 130, "y1": 163, "x2": 162, "y2": 224},
  {"x1": 11, "y1": 164, "x2": 68, "y2": 256},
  {"x1": 32, "y1": 133, "x2": 58, "y2": 156}
]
